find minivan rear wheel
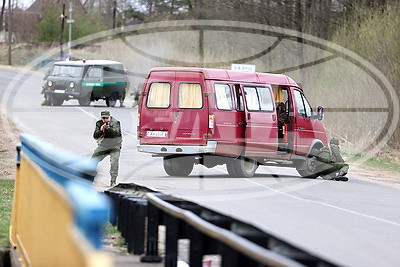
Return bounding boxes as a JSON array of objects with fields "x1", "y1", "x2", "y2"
[
  {"x1": 226, "y1": 159, "x2": 238, "y2": 177},
  {"x1": 227, "y1": 157, "x2": 258, "y2": 178},
  {"x1": 163, "y1": 156, "x2": 194, "y2": 176}
]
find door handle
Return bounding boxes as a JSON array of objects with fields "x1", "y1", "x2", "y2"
[
  {"x1": 238, "y1": 122, "x2": 246, "y2": 126},
  {"x1": 298, "y1": 127, "x2": 305, "y2": 130},
  {"x1": 247, "y1": 113, "x2": 251, "y2": 120}
]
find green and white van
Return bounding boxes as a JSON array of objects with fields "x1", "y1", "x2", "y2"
[{"x1": 42, "y1": 60, "x2": 129, "y2": 107}]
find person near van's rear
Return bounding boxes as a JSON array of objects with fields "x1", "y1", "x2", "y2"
[
  {"x1": 316, "y1": 138, "x2": 349, "y2": 181},
  {"x1": 91, "y1": 110, "x2": 122, "y2": 187}
]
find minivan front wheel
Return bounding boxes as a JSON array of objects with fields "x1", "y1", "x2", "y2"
[
  {"x1": 296, "y1": 149, "x2": 320, "y2": 178},
  {"x1": 163, "y1": 156, "x2": 194, "y2": 176},
  {"x1": 78, "y1": 95, "x2": 91, "y2": 106}
]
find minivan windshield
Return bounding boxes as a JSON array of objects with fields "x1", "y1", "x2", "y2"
[{"x1": 51, "y1": 65, "x2": 84, "y2": 78}]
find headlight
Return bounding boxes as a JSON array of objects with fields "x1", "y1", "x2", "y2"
[
  {"x1": 69, "y1": 82, "x2": 75, "y2": 88},
  {"x1": 47, "y1": 80, "x2": 53, "y2": 86}
]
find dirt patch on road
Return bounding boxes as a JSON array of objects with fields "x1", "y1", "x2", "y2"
[{"x1": 349, "y1": 164, "x2": 400, "y2": 185}]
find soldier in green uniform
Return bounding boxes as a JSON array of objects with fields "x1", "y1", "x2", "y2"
[
  {"x1": 316, "y1": 138, "x2": 349, "y2": 181},
  {"x1": 91, "y1": 110, "x2": 122, "y2": 186}
]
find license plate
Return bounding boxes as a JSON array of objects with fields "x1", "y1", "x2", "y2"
[
  {"x1": 146, "y1": 131, "x2": 168, "y2": 138},
  {"x1": 54, "y1": 89, "x2": 65, "y2": 94}
]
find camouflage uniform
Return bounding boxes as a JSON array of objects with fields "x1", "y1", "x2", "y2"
[
  {"x1": 316, "y1": 138, "x2": 349, "y2": 181},
  {"x1": 91, "y1": 111, "x2": 122, "y2": 186}
]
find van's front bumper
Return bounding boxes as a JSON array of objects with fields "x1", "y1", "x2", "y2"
[
  {"x1": 137, "y1": 141, "x2": 217, "y2": 155},
  {"x1": 44, "y1": 90, "x2": 80, "y2": 98}
]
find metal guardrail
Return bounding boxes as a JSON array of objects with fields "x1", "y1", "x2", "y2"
[
  {"x1": 106, "y1": 185, "x2": 336, "y2": 267},
  {"x1": 10, "y1": 134, "x2": 112, "y2": 266}
]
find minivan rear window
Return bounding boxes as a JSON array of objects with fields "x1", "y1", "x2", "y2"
[
  {"x1": 178, "y1": 83, "x2": 202, "y2": 109},
  {"x1": 147, "y1": 83, "x2": 171, "y2": 108}
]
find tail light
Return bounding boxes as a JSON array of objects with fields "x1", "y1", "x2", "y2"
[
  {"x1": 137, "y1": 113, "x2": 141, "y2": 127},
  {"x1": 208, "y1": 114, "x2": 214, "y2": 129}
]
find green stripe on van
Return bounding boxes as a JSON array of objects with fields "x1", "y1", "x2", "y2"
[{"x1": 82, "y1": 82, "x2": 127, "y2": 87}]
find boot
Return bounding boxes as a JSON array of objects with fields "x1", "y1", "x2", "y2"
[{"x1": 335, "y1": 171, "x2": 348, "y2": 182}]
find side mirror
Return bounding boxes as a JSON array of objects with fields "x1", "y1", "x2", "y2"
[{"x1": 317, "y1": 106, "x2": 324, "y2": 121}]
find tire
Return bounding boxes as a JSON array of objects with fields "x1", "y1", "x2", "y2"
[
  {"x1": 296, "y1": 148, "x2": 320, "y2": 178},
  {"x1": 51, "y1": 96, "x2": 64, "y2": 106},
  {"x1": 106, "y1": 93, "x2": 118, "y2": 107},
  {"x1": 227, "y1": 157, "x2": 258, "y2": 178},
  {"x1": 42, "y1": 94, "x2": 52, "y2": 106},
  {"x1": 78, "y1": 95, "x2": 91, "y2": 106},
  {"x1": 226, "y1": 159, "x2": 238, "y2": 177},
  {"x1": 163, "y1": 156, "x2": 194, "y2": 176}
]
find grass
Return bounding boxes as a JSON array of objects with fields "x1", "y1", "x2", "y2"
[
  {"x1": 103, "y1": 223, "x2": 127, "y2": 250},
  {"x1": 0, "y1": 179, "x2": 14, "y2": 248},
  {"x1": 343, "y1": 151, "x2": 400, "y2": 173}
]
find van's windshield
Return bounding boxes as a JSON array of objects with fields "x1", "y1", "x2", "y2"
[{"x1": 51, "y1": 65, "x2": 84, "y2": 78}]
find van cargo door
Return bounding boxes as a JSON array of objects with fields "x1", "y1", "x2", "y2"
[
  {"x1": 139, "y1": 71, "x2": 176, "y2": 145},
  {"x1": 139, "y1": 71, "x2": 208, "y2": 146},
  {"x1": 173, "y1": 71, "x2": 208, "y2": 145}
]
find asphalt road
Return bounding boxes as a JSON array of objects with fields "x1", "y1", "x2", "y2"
[{"x1": 2, "y1": 66, "x2": 400, "y2": 266}]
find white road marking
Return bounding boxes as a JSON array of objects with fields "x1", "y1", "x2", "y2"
[{"x1": 243, "y1": 178, "x2": 400, "y2": 228}]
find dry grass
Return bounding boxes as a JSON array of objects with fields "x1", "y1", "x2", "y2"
[{"x1": 0, "y1": 111, "x2": 21, "y2": 181}]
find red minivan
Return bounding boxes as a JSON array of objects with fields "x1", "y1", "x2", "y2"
[{"x1": 137, "y1": 67, "x2": 327, "y2": 178}]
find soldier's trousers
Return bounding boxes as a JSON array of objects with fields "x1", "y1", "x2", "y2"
[
  {"x1": 91, "y1": 145, "x2": 121, "y2": 183},
  {"x1": 317, "y1": 161, "x2": 349, "y2": 176}
]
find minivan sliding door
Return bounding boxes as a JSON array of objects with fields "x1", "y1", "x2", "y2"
[{"x1": 243, "y1": 85, "x2": 278, "y2": 157}]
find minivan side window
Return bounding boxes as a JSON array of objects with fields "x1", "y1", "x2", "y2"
[
  {"x1": 214, "y1": 84, "x2": 233, "y2": 110},
  {"x1": 178, "y1": 83, "x2": 203, "y2": 109},
  {"x1": 294, "y1": 90, "x2": 312, "y2": 119},
  {"x1": 257, "y1": 86, "x2": 274, "y2": 111},
  {"x1": 87, "y1": 67, "x2": 102, "y2": 78},
  {"x1": 243, "y1": 86, "x2": 274, "y2": 112},
  {"x1": 147, "y1": 83, "x2": 171, "y2": 108},
  {"x1": 244, "y1": 87, "x2": 259, "y2": 111}
]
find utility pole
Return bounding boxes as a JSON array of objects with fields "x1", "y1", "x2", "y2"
[
  {"x1": 60, "y1": 3, "x2": 66, "y2": 59},
  {"x1": 7, "y1": 0, "x2": 11, "y2": 65},
  {"x1": 112, "y1": 0, "x2": 116, "y2": 29},
  {"x1": 67, "y1": 2, "x2": 74, "y2": 59}
]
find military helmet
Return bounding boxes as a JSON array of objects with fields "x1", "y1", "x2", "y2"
[{"x1": 330, "y1": 137, "x2": 339, "y2": 145}]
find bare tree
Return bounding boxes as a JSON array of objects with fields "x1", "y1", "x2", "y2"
[{"x1": 0, "y1": 0, "x2": 5, "y2": 32}]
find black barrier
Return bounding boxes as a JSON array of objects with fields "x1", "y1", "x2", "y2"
[{"x1": 106, "y1": 188, "x2": 337, "y2": 267}]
